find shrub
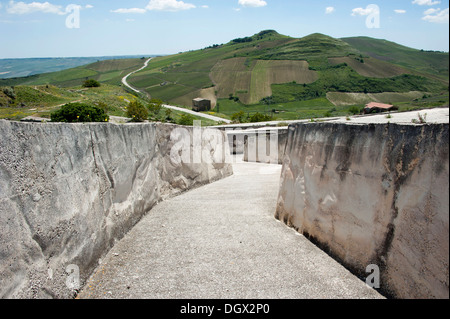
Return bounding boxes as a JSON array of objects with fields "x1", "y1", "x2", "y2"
[
  {"x1": 249, "y1": 113, "x2": 272, "y2": 123},
  {"x1": 231, "y1": 111, "x2": 246, "y2": 123},
  {"x1": 148, "y1": 98, "x2": 163, "y2": 117},
  {"x1": 348, "y1": 106, "x2": 361, "y2": 115},
  {"x1": 127, "y1": 100, "x2": 148, "y2": 122},
  {"x1": 51, "y1": 103, "x2": 109, "y2": 123},
  {"x1": 3, "y1": 87, "x2": 16, "y2": 100},
  {"x1": 178, "y1": 114, "x2": 195, "y2": 126},
  {"x1": 82, "y1": 79, "x2": 101, "y2": 88}
]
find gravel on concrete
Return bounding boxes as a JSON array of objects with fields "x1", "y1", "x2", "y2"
[{"x1": 78, "y1": 157, "x2": 384, "y2": 299}]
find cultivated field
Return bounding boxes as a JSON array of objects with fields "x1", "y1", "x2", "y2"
[
  {"x1": 249, "y1": 60, "x2": 318, "y2": 104},
  {"x1": 326, "y1": 91, "x2": 426, "y2": 106},
  {"x1": 328, "y1": 56, "x2": 410, "y2": 78}
]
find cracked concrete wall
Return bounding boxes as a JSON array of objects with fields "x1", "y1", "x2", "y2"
[
  {"x1": 0, "y1": 120, "x2": 232, "y2": 299},
  {"x1": 276, "y1": 123, "x2": 449, "y2": 299}
]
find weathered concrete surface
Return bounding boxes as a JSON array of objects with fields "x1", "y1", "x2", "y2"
[
  {"x1": 0, "y1": 120, "x2": 232, "y2": 299},
  {"x1": 78, "y1": 158, "x2": 383, "y2": 299},
  {"x1": 225, "y1": 127, "x2": 289, "y2": 165},
  {"x1": 276, "y1": 122, "x2": 449, "y2": 299}
]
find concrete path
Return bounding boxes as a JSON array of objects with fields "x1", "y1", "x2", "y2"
[{"x1": 78, "y1": 158, "x2": 383, "y2": 299}]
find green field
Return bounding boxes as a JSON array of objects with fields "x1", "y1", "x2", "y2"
[{"x1": 1, "y1": 30, "x2": 448, "y2": 124}]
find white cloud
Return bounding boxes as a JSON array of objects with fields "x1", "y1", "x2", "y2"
[
  {"x1": 325, "y1": 7, "x2": 335, "y2": 14},
  {"x1": 424, "y1": 7, "x2": 440, "y2": 14},
  {"x1": 112, "y1": 0, "x2": 195, "y2": 14},
  {"x1": 238, "y1": 0, "x2": 267, "y2": 8},
  {"x1": 111, "y1": 7, "x2": 146, "y2": 14},
  {"x1": 7, "y1": 1, "x2": 65, "y2": 15},
  {"x1": 422, "y1": 7, "x2": 449, "y2": 23},
  {"x1": 201, "y1": 5, "x2": 209, "y2": 9},
  {"x1": 146, "y1": 0, "x2": 195, "y2": 11},
  {"x1": 351, "y1": 6, "x2": 379, "y2": 16},
  {"x1": 412, "y1": 0, "x2": 441, "y2": 6},
  {"x1": 85, "y1": 4, "x2": 93, "y2": 9},
  {"x1": 394, "y1": 9, "x2": 406, "y2": 14}
]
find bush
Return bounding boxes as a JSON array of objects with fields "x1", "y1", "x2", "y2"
[
  {"x1": 348, "y1": 106, "x2": 361, "y2": 115},
  {"x1": 178, "y1": 114, "x2": 195, "y2": 126},
  {"x1": 127, "y1": 100, "x2": 148, "y2": 122},
  {"x1": 51, "y1": 103, "x2": 109, "y2": 123},
  {"x1": 148, "y1": 98, "x2": 163, "y2": 117},
  {"x1": 249, "y1": 113, "x2": 272, "y2": 123},
  {"x1": 82, "y1": 79, "x2": 101, "y2": 88},
  {"x1": 3, "y1": 87, "x2": 16, "y2": 100},
  {"x1": 231, "y1": 111, "x2": 246, "y2": 123}
]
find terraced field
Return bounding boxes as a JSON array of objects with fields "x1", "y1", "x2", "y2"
[
  {"x1": 326, "y1": 91, "x2": 426, "y2": 106},
  {"x1": 328, "y1": 56, "x2": 410, "y2": 78},
  {"x1": 249, "y1": 60, "x2": 318, "y2": 104}
]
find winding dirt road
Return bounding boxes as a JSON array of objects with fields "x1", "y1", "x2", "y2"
[{"x1": 121, "y1": 58, "x2": 231, "y2": 123}]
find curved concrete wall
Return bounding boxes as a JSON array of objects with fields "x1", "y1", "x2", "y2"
[
  {"x1": 0, "y1": 120, "x2": 232, "y2": 298},
  {"x1": 276, "y1": 123, "x2": 449, "y2": 299}
]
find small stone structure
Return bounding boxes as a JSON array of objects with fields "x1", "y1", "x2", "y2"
[{"x1": 192, "y1": 98, "x2": 211, "y2": 112}]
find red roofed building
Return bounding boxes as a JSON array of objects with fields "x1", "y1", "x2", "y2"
[{"x1": 364, "y1": 102, "x2": 396, "y2": 114}]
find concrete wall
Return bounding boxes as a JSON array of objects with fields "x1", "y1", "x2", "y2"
[
  {"x1": 276, "y1": 122, "x2": 449, "y2": 299},
  {"x1": 0, "y1": 120, "x2": 232, "y2": 299},
  {"x1": 226, "y1": 128, "x2": 288, "y2": 164}
]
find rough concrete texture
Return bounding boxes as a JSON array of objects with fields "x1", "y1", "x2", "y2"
[
  {"x1": 78, "y1": 158, "x2": 383, "y2": 299},
  {"x1": 0, "y1": 120, "x2": 232, "y2": 299},
  {"x1": 276, "y1": 122, "x2": 449, "y2": 299},
  {"x1": 225, "y1": 127, "x2": 289, "y2": 165},
  {"x1": 242, "y1": 128, "x2": 289, "y2": 165}
]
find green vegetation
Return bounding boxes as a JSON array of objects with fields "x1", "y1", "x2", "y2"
[
  {"x1": 126, "y1": 100, "x2": 149, "y2": 122},
  {"x1": 178, "y1": 113, "x2": 196, "y2": 126},
  {"x1": 1, "y1": 31, "x2": 448, "y2": 124},
  {"x1": 51, "y1": 102, "x2": 109, "y2": 123},
  {"x1": 83, "y1": 79, "x2": 101, "y2": 88},
  {"x1": 341, "y1": 36, "x2": 449, "y2": 81}
]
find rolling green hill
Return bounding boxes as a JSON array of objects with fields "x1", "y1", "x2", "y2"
[
  {"x1": 1, "y1": 31, "x2": 448, "y2": 122},
  {"x1": 0, "y1": 58, "x2": 149, "y2": 87},
  {"x1": 341, "y1": 36, "x2": 449, "y2": 82}
]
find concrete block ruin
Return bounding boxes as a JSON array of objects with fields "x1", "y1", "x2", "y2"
[
  {"x1": 226, "y1": 127, "x2": 289, "y2": 165},
  {"x1": 0, "y1": 120, "x2": 232, "y2": 298},
  {"x1": 276, "y1": 122, "x2": 449, "y2": 299}
]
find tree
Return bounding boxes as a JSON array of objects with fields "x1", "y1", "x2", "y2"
[
  {"x1": 82, "y1": 79, "x2": 101, "y2": 88},
  {"x1": 127, "y1": 100, "x2": 148, "y2": 122},
  {"x1": 51, "y1": 103, "x2": 109, "y2": 123}
]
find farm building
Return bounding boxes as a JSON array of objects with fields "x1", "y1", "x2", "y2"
[
  {"x1": 192, "y1": 98, "x2": 211, "y2": 112},
  {"x1": 364, "y1": 102, "x2": 396, "y2": 114}
]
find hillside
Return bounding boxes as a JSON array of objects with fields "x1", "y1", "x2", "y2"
[
  {"x1": 341, "y1": 36, "x2": 449, "y2": 82},
  {"x1": 0, "y1": 55, "x2": 151, "y2": 80},
  {"x1": 0, "y1": 57, "x2": 150, "y2": 87},
  {"x1": 125, "y1": 31, "x2": 447, "y2": 113},
  {"x1": 1, "y1": 31, "x2": 448, "y2": 122}
]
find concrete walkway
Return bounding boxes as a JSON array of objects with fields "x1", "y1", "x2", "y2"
[{"x1": 78, "y1": 158, "x2": 383, "y2": 299}]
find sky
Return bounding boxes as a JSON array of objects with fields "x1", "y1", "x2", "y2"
[{"x1": 0, "y1": 0, "x2": 449, "y2": 59}]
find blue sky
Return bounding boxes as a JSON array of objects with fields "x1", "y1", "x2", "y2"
[{"x1": 0, "y1": 0, "x2": 448, "y2": 58}]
